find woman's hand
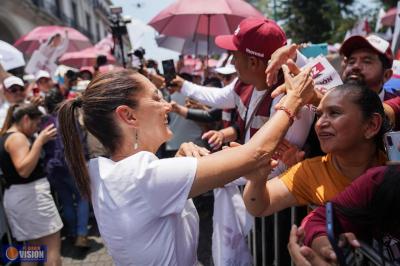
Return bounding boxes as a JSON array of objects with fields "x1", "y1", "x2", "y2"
[
  {"x1": 271, "y1": 60, "x2": 315, "y2": 106},
  {"x1": 281, "y1": 63, "x2": 315, "y2": 106},
  {"x1": 274, "y1": 139, "x2": 305, "y2": 167},
  {"x1": 202, "y1": 130, "x2": 224, "y2": 151},
  {"x1": 265, "y1": 44, "x2": 299, "y2": 87},
  {"x1": 170, "y1": 101, "x2": 188, "y2": 117},
  {"x1": 222, "y1": 142, "x2": 273, "y2": 181},
  {"x1": 288, "y1": 225, "x2": 331, "y2": 266},
  {"x1": 312, "y1": 233, "x2": 360, "y2": 264},
  {"x1": 36, "y1": 123, "x2": 57, "y2": 145},
  {"x1": 175, "y1": 142, "x2": 210, "y2": 158}
]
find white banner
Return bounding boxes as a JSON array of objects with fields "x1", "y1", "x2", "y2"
[
  {"x1": 212, "y1": 179, "x2": 253, "y2": 266},
  {"x1": 25, "y1": 32, "x2": 69, "y2": 76},
  {"x1": 303, "y1": 55, "x2": 343, "y2": 94}
]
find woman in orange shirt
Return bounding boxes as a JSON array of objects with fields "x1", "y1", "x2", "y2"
[{"x1": 244, "y1": 83, "x2": 389, "y2": 216}]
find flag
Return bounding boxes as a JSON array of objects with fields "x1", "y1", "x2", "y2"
[
  {"x1": 392, "y1": 1, "x2": 400, "y2": 53},
  {"x1": 376, "y1": 8, "x2": 386, "y2": 32}
]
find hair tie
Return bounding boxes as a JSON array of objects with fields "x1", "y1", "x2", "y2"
[{"x1": 73, "y1": 97, "x2": 83, "y2": 108}]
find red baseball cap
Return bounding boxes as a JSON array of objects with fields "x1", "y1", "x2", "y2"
[
  {"x1": 340, "y1": 34, "x2": 393, "y2": 67},
  {"x1": 215, "y1": 18, "x2": 287, "y2": 61}
]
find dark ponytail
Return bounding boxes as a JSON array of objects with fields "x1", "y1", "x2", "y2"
[
  {"x1": 0, "y1": 103, "x2": 43, "y2": 135},
  {"x1": 58, "y1": 98, "x2": 91, "y2": 199},
  {"x1": 58, "y1": 70, "x2": 143, "y2": 199},
  {"x1": 0, "y1": 104, "x2": 20, "y2": 135}
]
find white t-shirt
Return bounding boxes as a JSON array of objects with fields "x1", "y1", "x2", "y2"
[
  {"x1": 89, "y1": 151, "x2": 199, "y2": 266},
  {"x1": 244, "y1": 88, "x2": 266, "y2": 142}
]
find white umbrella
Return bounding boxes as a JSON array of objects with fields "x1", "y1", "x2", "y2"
[
  {"x1": 0, "y1": 40, "x2": 25, "y2": 71},
  {"x1": 155, "y1": 34, "x2": 224, "y2": 56}
]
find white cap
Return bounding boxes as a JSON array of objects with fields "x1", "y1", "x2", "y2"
[
  {"x1": 3, "y1": 76, "x2": 24, "y2": 89},
  {"x1": 35, "y1": 70, "x2": 51, "y2": 82},
  {"x1": 214, "y1": 64, "x2": 236, "y2": 75}
]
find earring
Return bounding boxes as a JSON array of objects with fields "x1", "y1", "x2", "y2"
[{"x1": 134, "y1": 131, "x2": 139, "y2": 150}]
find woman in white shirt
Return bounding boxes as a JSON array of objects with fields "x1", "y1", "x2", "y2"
[{"x1": 57, "y1": 67, "x2": 314, "y2": 266}]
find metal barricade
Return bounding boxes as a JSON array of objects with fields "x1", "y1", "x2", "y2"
[{"x1": 247, "y1": 206, "x2": 307, "y2": 266}]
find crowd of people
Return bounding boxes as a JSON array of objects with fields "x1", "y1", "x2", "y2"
[{"x1": 1, "y1": 15, "x2": 400, "y2": 266}]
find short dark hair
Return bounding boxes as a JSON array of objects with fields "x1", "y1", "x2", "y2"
[
  {"x1": 44, "y1": 88, "x2": 64, "y2": 114},
  {"x1": 65, "y1": 70, "x2": 78, "y2": 82}
]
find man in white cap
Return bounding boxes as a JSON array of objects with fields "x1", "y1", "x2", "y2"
[
  {"x1": 0, "y1": 75, "x2": 27, "y2": 126},
  {"x1": 214, "y1": 63, "x2": 237, "y2": 87},
  {"x1": 35, "y1": 70, "x2": 54, "y2": 96}
]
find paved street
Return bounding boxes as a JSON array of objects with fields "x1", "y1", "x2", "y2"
[{"x1": 60, "y1": 218, "x2": 114, "y2": 266}]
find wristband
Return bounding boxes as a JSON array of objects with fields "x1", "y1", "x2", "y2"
[{"x1": 277, "y1": 106, "x2": 295, "y2": 125}]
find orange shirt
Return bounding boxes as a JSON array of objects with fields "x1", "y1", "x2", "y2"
[{"x1": 279, "y1": 152, "x2": 387, "y2": 206}]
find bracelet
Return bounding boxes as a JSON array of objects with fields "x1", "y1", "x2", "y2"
[{"x1": 277, "y1": 106, "x2": 295, "y2": 125}]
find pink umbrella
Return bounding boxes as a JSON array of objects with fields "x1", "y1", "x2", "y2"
[
  {"x1": 156, "y1": 34, "x2": 224, "y2": 55},
  {"x1": 95, "y1": 34, "x2": 114, "y2": 54},
  {"x1": 381, "y1": 7, "x2": 397, "y2": 27},
  {"x1": 58, "y1": 46, "x2": 116, "y2": 68},
  {"x1": 149, "y1": 0, "x2": 264, "y2": 57},
  {"x1": 14, "y1": 25, "x2": 92, "y2": 55},
  {"x1": 149, "y1": 0, "x2": 264, "y2": 38}
]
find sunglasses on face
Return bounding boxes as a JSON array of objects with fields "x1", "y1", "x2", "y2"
[
  {"x1": 223, "y1": 74, "x2": 234, "y2": 80},
  {"x1": 6, "y1": 85, "x2": 25, "y2": 93}
]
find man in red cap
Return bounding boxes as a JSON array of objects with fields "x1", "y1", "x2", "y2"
[
  {"x1": 172, "y1": 18, "x2": 314, "y2": 153},
  {"x1": 170, "y1": 18, "x2": 315, "y2": 266},
  {"x1": 340, "y1": 34, "x2": 395, "y2": 100}
]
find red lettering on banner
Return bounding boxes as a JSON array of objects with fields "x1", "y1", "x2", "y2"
[{"x1": 311, "y1": 62, "x2": 325, "y2": 78}]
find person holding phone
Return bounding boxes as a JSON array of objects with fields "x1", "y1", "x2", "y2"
[
  {"x1": 56, "y1": 67, "x2": 314, "y2": 265},
  {"x1": 300, "y1": 165, "x2": 400, "y2": 264}
]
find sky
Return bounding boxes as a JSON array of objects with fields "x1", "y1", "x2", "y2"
[
  {"x1": 112, "y1": 0, "x2": 381, "y2": 64},
  {"x1": 112, "y1": 0, "x2": 179, "y2": 63}
]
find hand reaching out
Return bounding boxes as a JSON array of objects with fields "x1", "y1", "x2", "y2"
[
  {"x1": 274, "y1": 139, "x2": 305, "y2": 167},
  {"x1": 175, "y1": 142, "x2": 210, "y2": 158},
  {"x1": 288, "y1": 225, "x2": 331, "y2": 266},
  {"x1": 265, "y1": 44, "x2": 299, "y2": 87},
  {"x1": 36, "y1": 123, "x2": 57, "y2": 145},
  {"x1": 202, "y1": 130, "x2": 224, "y2": 151}
]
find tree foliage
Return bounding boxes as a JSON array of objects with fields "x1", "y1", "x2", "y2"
[
  {"x1": 273, "y1": 0, "x2": 359, "y2": 43},
  {"x1": 377, "y1": 0, "x2": 398, "y2": 9},
  {"x1": 247, "y1": 0, "x2": 380, "y2": 44}
]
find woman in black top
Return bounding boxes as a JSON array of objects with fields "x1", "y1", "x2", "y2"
[{"x1": 0, "y1": 103, "x2": 62, "y2": 265}]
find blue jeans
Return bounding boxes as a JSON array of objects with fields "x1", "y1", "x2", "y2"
[{"x1": 48, "y1": 167, "x2": 89, "y2": 236}]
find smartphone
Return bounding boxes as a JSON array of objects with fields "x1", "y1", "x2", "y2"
[
  {"x1": 162, "y1": 59, "x2": 176, "y2": 86},
  {"x1": 326, "y1": 203, "x2": 393, "y2": 265},
  {"x1": 384, "y1": 131, "x2": 400, "y2": 162},
  {"x1": 326, "y1": 202, "x2": 348, "y2": 265}
]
